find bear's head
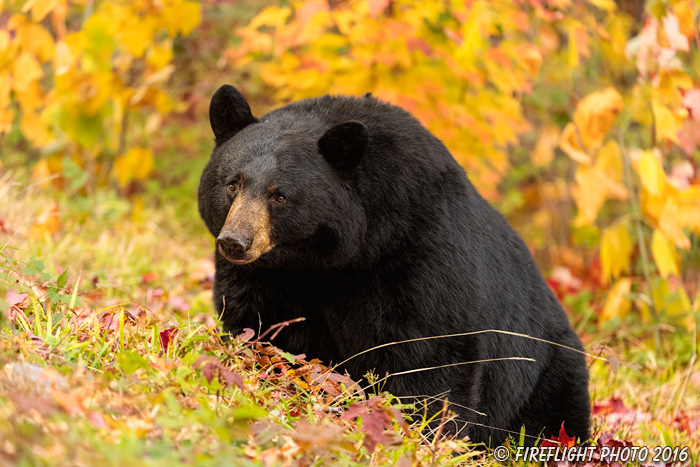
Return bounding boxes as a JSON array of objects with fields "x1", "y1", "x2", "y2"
[{"x1": 198, "y1": 85, "x2": 369, "y2": 269}]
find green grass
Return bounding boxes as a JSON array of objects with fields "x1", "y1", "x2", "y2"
[{"x1": 0, "y1": 169, "x2": 699, "y2": 466}]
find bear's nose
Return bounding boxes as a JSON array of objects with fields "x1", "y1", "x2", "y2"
[{"x1": 217, "y1": 231, "x2": 251, "y2": 256}]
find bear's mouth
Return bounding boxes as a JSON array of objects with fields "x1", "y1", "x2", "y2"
[{"x1": 218, "y1": 247, "x2": 259, "y2": 265}]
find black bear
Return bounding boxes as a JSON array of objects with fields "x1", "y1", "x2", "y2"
[{"x1": 198, "y1": 84, "x2": 591, "y2": 446}]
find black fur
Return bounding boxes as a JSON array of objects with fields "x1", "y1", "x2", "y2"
[{"x1": 198, "y1": 85, "x2": 591, "y2": 446}]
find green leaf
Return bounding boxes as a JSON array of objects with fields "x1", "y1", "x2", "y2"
[
  {"x1": 57, "y1": 269, "x2": 68, "y2": 289},
  {"x1": 232, "y1": 403, "x2": 268, "y2": 422},
  {"x1": 30, "y1": 257, "x2": 45, "y2": 272},
  {"x1": 281, "y1": 351, "x2": 296, "y2": 364},
  {"x1": 20, "y1": 265, "x2": 38, "y2": 275},
  {"x1": 117, "y1": 350, "x2": 150, "y2": 376}
]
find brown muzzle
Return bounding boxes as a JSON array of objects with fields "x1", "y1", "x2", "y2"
[{"x1": 216, "y1": 194, "x2": 273, "y2": 264}]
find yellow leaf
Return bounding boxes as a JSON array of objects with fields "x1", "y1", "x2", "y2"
[
  {"x1": 20, "y1": 109, "x2": 52, "y2": 145},
  {"x1": 12, "y1": 53, "x2": 43, "y2": 92},
  {"x1": 568, "y1": 23, "x2": 580, "y2": 67},
  {"x1": 651, "y1": 278, "x2": 692, "y2": 316},
  {"x1": 672, "y1": 1, "x2": 695, "y2": 37},
  {"x1": 651, "y1": 229, "x2": 680, "y2": 277},
  {"x1": 15, "y1": 81, "x2": 44, "y2": 111},
  {"x1": 521, "y1": 45, "x2": 542, "y2": 78},
  {"x1": 572, "y1": 165, "x2": 607, "y2": 226},
  {"x1": 531, "y1": 125, "x2": 559, "y2": 166},
  {"x1": 600, "y1": 278, "x2": 632, "y2": 322},
  {"x1": 589, "y1": 0, "x2": 617, "y2": 11},
  {"x1": 248, "y1": 6, "x2": 291, "y2": 30},
  {"x1": 54, "y1": 41, "x2": 73, "y2": 75},
  {"x1": 20, "y1": 23, "x2": 55, "y2": 62},
  {"x1": 594, "y1": 140, "x2": 628, "y2": 199},
  {"x1": 0, "y1": 29, "x2": 8, "y2": 51},
  {"x1": 119, "y1": 21, "x2": 152, "y2": 57},
  {"x1": 559, "y1": 123, "x2": 591, "y2": 164},
  {"x1": 113, "y1": 147, "x2": 154, "y2": 187},
  {"x1": 673, "y1": 186, "x2": 700, "y2": 234},
  {"x1": 637, "y1": 150, "x2": 666, "y2": 197},
  {"x1": 595, "y1": 140, "x2": 624, "y2": 176},
  {"x1": 600, "y1": 222, "x2": 632, "y2": 284},
  {"x1": 162, "y1": 1, "x2": 201, "y2": 36},
  {"x1": 0, "y1": 108, "x2": 13, "y2": 133},
  {"x1": 21, "y1": 0, "x2": 57, "y2": 22},
  {"x1": 573, "y1": 87, "x2": 623, "y2": 152},
  {"x1": 147, "y1": 42, "x2": 173, "y2": 70},
  {"x1": 659, "y1": 200, "x2": 691, "y2": 249},
  {"x1": 574, "y1": 88, "x2": 623, "y2": 150},
  {"x1": 651, "y1": 99, "x2": 681, "y2": 143},
  {"x1": 0, "y1": 73, "x2": 10, "y2": 110}
]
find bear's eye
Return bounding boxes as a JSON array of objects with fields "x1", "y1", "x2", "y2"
[
  {"x1": 273, "y1": 194, "x2": 287, "y2": 204},
  {"x1": 226, "y1": 182, "x2": 238, "y2": 194}
]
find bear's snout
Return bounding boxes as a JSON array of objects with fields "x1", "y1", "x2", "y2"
[
  {"x1": 217, "y1": 230, "x2": 251, "y2": 260},
  {"x1": 216, "y1": 194, "x2": 273, "y2": 265}
]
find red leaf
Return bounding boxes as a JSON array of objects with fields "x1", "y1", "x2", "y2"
[
  {"x1": 88, "y1": 411, "x2": 107, "y2": 428},
  {"x1": 592, "y1": 397, "x2": 626, "y2": 416},
  {"x1": 141, "y1": 272, "x2": 157, "y2": 283},
  {"x1": 341, "y1": 402, "x2": 369, "y2": 421},
  {"x1": 541, "y1": 422, "x2": 576, "y2": 447},
  {"x1": 201, "y1": 361, "x2": 218, "y2": 383},
  {"x1": 193, "y1": 355, "x2": 217, "y2": 369},
  {"x1": 237, "y1": 328, "x2": 256, "y2": 342},
  {"x1": 6, "y1": 291, "x2": 28, "y2": 309},
  {"x1": 220, "y1": 367, "x2": 245, "y2": 389},
  {"x1": 361, "y1": 408, "x2": 392, "y2": 451},
  {"x1": 678, "y1": 118, "x2": 700, "y2": 155},
  {"x1": 159, "y1": 327, "x2": 178, "y2": 351}
]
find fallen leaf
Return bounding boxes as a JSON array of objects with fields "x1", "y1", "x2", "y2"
[
  {"x1": 5, "y1": 291, "x2": 28, "y2": 309},
  {"x1": 159, "y1": 327, "x2": 178, "y2": 351}
]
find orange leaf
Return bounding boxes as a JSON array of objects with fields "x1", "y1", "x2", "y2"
[
  {"x1": 30, "y1": 200, "x2": 60, "y2": 238},
  {"x1": 572, "y1": 87, "x2": 623, "y2": 152},
  {"x1": 559, "y1": 123, "x2": 591, "y2": 164}
]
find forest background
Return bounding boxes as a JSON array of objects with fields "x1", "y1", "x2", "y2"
[{"x1": 0, "y1": 0, "x2": 699, "y2": 465}]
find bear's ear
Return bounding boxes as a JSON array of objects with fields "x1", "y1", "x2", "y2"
[
  {"x1": 318, "y1": 121, "x2": 369, "y2": 171},
  {"x1": 209, "y1": 85, "x2": 258, "y2": 145}
]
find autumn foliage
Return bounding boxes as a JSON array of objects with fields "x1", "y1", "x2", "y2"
[
  {"x1": 229, "y1": 0, "x2": 700, "y2": 334},
  {"x1": 1, "y1": 0, "x2": 700, "y2": 464}
]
